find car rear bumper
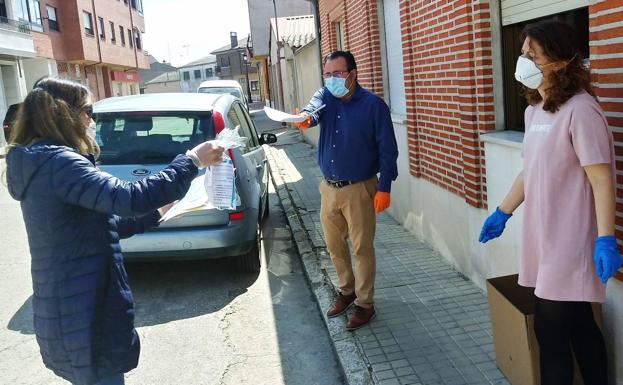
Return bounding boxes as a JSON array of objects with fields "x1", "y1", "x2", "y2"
[{"x1": 120, "y1": 220, "x2": 257, "y2": 261}]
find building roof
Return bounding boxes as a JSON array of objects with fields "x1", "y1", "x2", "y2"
[
  {"x1": 179, "y1": 54, "x2": 217, "y2": 68},
  {"x1": 210, "y1": 37, "x2": 250, "y2": 54},
  {"x1": 145, "y1": 70, "x2": 180, "y2": 85},
  {"x1": 270, "y1": 15, "x2": 315, "y2": 48},
  {"x1": 139, "y1": 56, "x2": 177, "y2": 86}
]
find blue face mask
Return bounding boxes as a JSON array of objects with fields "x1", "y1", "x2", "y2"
[{"x1": 324, "y1": 73, "x2": 351, "y2": 98}]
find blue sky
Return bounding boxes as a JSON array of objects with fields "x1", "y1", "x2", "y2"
[{"x1": 143, "y1": 0, "x2": 251, "y2": 67}]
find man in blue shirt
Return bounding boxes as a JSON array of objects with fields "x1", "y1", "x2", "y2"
[{"x1": 296, "y1": 51, "x2": 398, "y2": 330}]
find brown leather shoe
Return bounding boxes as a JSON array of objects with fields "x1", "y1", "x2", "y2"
[
  {"x1": 326, "y1": 292, "x2": 356, "y2": 318},
  {"x1": 346, "y1": 305, "x2": 376, "y2": 331}
]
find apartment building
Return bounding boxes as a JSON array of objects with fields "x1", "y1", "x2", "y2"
[
  {"x1": 0, "y1": 0, "x2": 36, "y2": 144},
  {"x1": 17, "y1": 0, "x2": 148, "y2": 101}
]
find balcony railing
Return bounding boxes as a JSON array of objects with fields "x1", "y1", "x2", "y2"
[{"x1": 0, "y1": 16, "x2": 32, "y2": 35}]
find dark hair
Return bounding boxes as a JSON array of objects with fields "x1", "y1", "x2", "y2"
[
  {"x1": 521, "y1": 20, "x2": 593, "y2": 112},
  {"x1": 323, "y1": 51, "x2": 357, "y2": 71},
  {"x1": 7, "y1": 77, "x2": 98, "y2": 156}
]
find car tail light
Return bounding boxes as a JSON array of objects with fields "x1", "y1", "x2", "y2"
[
  {"x1": 229, "y1": 211, "x2": 245, "y2": 221},
  {"x1": 212, "y1": 111, "x2": 237, "y2": 173},
  {"x1": 212, "y1": 111, "x2": 225, "y2": 134}
]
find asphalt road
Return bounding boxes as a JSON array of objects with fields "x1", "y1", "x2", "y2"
[{"x1": 0, "y1": 157, "x2": 343, "y2": 385}]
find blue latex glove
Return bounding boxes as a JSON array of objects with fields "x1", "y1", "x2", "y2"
[
  {"x1": 479, "y1": 207, "x2": 512, "y2": 243},
  {"x1": 594, "y1": 235, "x2": 623, "y2": 283}
]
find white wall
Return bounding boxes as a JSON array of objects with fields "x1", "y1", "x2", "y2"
[
  {"x1": 179, "y1": 63, "x2": 218, "y2": 92},
  {"x1": 0, "y1": 60, "x2": 28, "y2": 146},
  {"x1": 604, "y1": 282, "x2": 623, "y2": 384},
  {"x1": 0, "y1": 66, "x2": 6, "y2": 146},
  {"x1": 144, "y1": 80, "x2": 181, "y2": 94},
  {"x1": 388, "y1": 124, "x2": 521, "y2": 291},
  {"x1": 0, "y1": 62, "x2": 27, "y2": 106},
  {"x1": 379, "y1": 0, "x2": 406, "y2": 116},
  {"x1": 294, "y1": 42, "x2": 322, "y2": 147},
  {"x1": 0, "y1": 30, "x2": 36, "y2": 58},
  {"x1": 22, "y1": 58, "x2": 57, "y2": 91}
]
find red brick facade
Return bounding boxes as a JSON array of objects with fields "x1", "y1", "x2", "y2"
[
  {"x1": 32, "y1": 0, "x2": 147, "y2": 100},
  {"x1": 589, "y1": 0, "x2": 623, "y2": 240},
  {"x1": 318, "y1": 0, "x2": 384, "y2": 95},
  {"x1": 401, "y1": 0, "x2": 495, "y2": 208},
  {"x1": 318, "y1": 0, "x2": 623, "y2": 213}
]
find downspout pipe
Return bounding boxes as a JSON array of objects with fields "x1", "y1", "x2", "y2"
[
  {"x1": 88, "y1": 0, "x2": 103, "y2": 98},
  {"x1": 128, "y1": 2, "x2": 139, "y2": 70},
  {"x1": 310, "y1": 0, "x2": 323, "y2": 85}
]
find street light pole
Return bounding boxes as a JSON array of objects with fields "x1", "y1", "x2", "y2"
[
  {"x1": 242, "y1": 51, "x2": 252, "y2": 102},
  {"x1": 271, "y1": 0, "x2": 285, "y2": 109}
]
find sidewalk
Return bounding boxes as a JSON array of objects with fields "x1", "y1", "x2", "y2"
[{"x1": 266, "y1": 128, "x2": 510, "y2": 385}]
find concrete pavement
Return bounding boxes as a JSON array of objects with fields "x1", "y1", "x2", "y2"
[{"x1": 265, "y1": 127, "x2": 510, "y2": 385}]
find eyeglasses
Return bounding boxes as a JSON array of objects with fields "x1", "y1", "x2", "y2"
[
  {"x1": 322, "y1": 70, "x2": 350, "y2": 79},
  {"x1": 81, "y1": 105, "x2": 94, "y2": 119}
]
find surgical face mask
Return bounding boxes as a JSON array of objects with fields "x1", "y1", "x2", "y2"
[
  {"x1": 324, "y1": 72, "x2": 351, "y2": 98},
  {"x1": 515, "y1": 56, "x2": 544, "y2": 89},
  {"x1": 87, "y1": 122, "x2": 97, "y2": 139}
]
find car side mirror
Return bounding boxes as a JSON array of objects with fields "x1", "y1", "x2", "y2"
[{"x1": 259, "y1": 133, "x2": 277, "y2": 145}]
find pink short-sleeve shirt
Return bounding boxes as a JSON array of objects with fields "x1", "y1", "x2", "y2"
[{"x1": 520, "y1": 91, "x2": 614, "y2": 303}]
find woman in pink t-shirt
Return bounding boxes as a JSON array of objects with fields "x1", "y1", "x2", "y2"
[{"x1": 479, "y1": 21, "x2": 622, "y2": 385}]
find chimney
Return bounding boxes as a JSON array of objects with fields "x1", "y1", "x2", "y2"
[{"x1": 230, "y1": 32, "x2": 238, "y2": 49}]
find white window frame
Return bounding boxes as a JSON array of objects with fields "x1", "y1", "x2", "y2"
[{"x1": 83, "y1": 11, "x2": 94, "y2": 36}]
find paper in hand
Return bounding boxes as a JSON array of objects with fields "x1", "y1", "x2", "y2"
[
  {"x1": 159, "y1": 175, "x2": 211, "y2": 222},
  {"x1": 264, "y1": 105, "x2": 325, "y2": 123},
  {"x1": 205, "y1": 158, "x2": 237, "y2": 210}
]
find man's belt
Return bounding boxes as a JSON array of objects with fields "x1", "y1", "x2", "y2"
[{"x1": 325, "y1": 179, "x2": 356, "y2": 188}]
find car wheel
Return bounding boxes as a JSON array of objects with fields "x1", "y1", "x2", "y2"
[{"x1": 235, "y1": 224, "x2": 261, "y2": 273}]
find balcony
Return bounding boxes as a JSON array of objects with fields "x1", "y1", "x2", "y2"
[
  {"x1": 0, "y1": 16, "x2": 36, "y2": 58},
  {"x1": 0, "y1": 16, "x2": 31, "y2": 34}
]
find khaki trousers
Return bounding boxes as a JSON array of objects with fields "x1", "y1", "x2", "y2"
[{"x1": 319, "y1": 177, "x2": 377, "y2": 308}]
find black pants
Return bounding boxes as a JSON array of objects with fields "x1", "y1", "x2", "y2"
[{"x1": 533, "y1": 296, "x2": 608, "y2": 385}]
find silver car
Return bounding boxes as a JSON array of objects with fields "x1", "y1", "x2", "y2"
[{"x1": 93, "y1": 93, "x2": 276, "y2": 272}]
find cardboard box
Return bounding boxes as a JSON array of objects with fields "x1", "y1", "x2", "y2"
[{"x1": 486, "y1": 274, "x2": 601, "y2": 385}]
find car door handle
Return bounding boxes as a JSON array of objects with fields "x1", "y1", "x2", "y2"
[{"x1": 256, "y1": 164, "x2": 263, "y2": 170}]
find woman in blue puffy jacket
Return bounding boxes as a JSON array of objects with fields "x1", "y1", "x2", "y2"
[{"x1": 4, "y1": 77, "x2": 224, "y2": 385}]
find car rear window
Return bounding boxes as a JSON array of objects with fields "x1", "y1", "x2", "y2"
[
  {"x1": 95, "y1": 112, "x2": 214, "y2": 165},
  {"x1": 198, "y1": 87, "x2": 243, "y2": 100}
]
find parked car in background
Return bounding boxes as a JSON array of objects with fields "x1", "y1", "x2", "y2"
[
  {"x1": 3, "y1": 103, "x2": 20, "y2": 142},
  {"x1": 93, "y1": 93, "x2": 277, "y2": 271},
  {"x1": 198, "y1": 80, "x2": 248, "y2": 109}
]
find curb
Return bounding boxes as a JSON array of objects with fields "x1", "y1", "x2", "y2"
[{"x1": 266, "y1": 146, "x2": 375, "y2": 385}]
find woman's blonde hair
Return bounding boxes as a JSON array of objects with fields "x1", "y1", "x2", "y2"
[{"x1": 6, "y1": 77, "x2": 99, "y2": 156}]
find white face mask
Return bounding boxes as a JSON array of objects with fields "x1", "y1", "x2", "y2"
[
  {"x1": 87, "y1": 122, "x2": 97, "y2": 139},
  {"x1": 514, "y1": 56, "x2": 543, "y2": 89}
]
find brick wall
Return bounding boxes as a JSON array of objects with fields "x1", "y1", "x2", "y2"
[
  {"x1": 318, "y1": 0, "x2": 623, "y2": 212},
  {"x1": 32, "y1": 0, "x2": 147, "y2": 69},
  {"x1": 590, "y1": 0, "x2": 623, "y2": 241},
  {"x1": 401, "y1": 0, "x2": 495, "y2": 208},
  {"x1": 318, "y1": 0, "x2": 383, "y2": 95}
]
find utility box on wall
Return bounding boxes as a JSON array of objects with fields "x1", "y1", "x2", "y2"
[{"x1": 486, "y1": 274, "x2": 601, "y2": 385}]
